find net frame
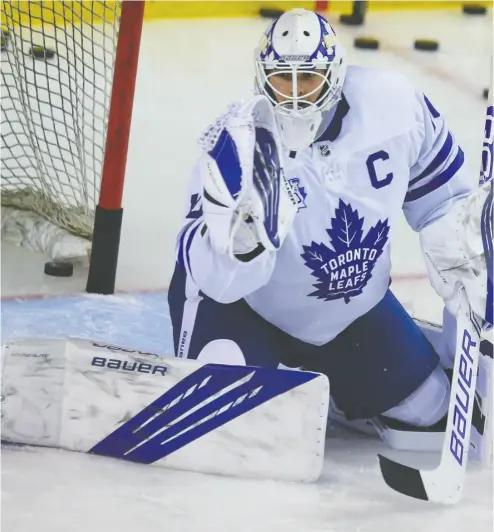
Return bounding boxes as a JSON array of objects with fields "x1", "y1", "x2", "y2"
[
  {"x1": 87, "y1": 0, "x2": 144, "y2": 294},
  {"x1": 1, "y1": 0, "x2": 145, "y2": 294}
]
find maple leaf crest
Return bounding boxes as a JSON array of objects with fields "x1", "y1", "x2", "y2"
[{"x1": 301, "y1": 200, "x2": 389, "y2": 303}]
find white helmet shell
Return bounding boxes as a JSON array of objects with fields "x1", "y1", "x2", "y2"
[
  {"x1": 254, "y1": 9, "x2": 346, "y2": 151},
  {"x1": 271, "y1": 9, "x2": 326, "y2": 61}
]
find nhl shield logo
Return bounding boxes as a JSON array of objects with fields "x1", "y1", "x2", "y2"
[
  {"x1": 301, "y1": 200, "x2": 390, "y2": 303},
  {"x1": 317, "y1": 144, "x2": 331, "y2": 157}
]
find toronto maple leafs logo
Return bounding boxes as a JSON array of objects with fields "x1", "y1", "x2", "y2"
[
  {"x1": 301, "y1": 200, "x2": 390, "y2": 303},
  {"x1": 289, "y1": 178, "x2": 307, "y2": 211}
]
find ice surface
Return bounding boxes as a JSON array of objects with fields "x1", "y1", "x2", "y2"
[
  {"x1": 1, "y1": 8, "x2": 493, "y2": 532},
  {"x1": 2, "y1": 434, "x2": 492, "y2": 532}
]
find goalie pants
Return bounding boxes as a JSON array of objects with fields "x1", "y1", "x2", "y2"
[{"x1": 168, "y1": 265, "x2": 440, "y2": 421}]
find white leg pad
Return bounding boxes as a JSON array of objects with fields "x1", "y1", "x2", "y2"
[{"x1": 1, "y1": 337, "x2": 329, "y2": 482}]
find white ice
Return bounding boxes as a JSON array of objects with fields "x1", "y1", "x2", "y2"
[
  {"x1": 1, "y1": 8, "x2": 493, "y2": 532},
  {"x1": 2, "y1": 433, "x2": 492, "y2": 532}
]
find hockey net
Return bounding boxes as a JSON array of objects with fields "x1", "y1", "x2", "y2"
[
  {"x1": 1, "y1": 1, "x2": 143, "y2": 293},
  {"x1": 1, "y1": 1, "x2": 119, "y2": 258}
]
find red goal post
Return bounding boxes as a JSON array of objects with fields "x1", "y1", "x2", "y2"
[{"x1": 86, "y1": 0, "x2": 145, "y2": 294}]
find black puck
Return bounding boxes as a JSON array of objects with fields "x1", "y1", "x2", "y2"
[
  {"x1": 259, "y1": 8, "x2": 284, "y2": 19},
  {"x1": 354, "y1": 37, "x2": 380, "y2": 50},
  {"x1": 340, "y1": 13, "x2": 365, "y2": 25},
  {"x1": 414, "y1": 39, "x2": 439, "y2": 51},
  {"x1": 44, "y1": 261, "x2": 73, "y2": 277},
  {"x1": 462, "y1": 4, "x2": 487, "y2": 14},
  {"x1": 483, "y1": 87, "x2": 489, "y2": 99},
  {"x1": 30, "y1": 45, "x2": 55, "y2": 60}
]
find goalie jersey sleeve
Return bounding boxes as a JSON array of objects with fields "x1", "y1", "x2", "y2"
[
  {"x1": 174, "y1": 160, "x2": 276, "y2": 303},
  {"x1": 403, "y1": 90, "x2": 474, "y2": 231}
]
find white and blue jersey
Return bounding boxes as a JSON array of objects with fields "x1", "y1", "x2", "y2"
[{"x1": 174, "y1": 65, "x2": 473, "y2": 346}]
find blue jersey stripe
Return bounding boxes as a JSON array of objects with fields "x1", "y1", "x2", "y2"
[
  {"x1": 424, "y1": 95, "x2": 440, "y2": 119},
  {"x1": 405, "y1": 147, "x2": 465, "y2": 202},
  {"x1": 185, "y1": 221, "x2": 203, "y2": 278},
  {"x1": 409, "y1": 132, "x2": 454, "y2": 187},
  {"x1": 177, "y1": 220, "x2": 196, "y2": 268}
]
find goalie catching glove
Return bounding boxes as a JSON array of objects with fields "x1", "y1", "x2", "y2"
[
  {"x1": 197, "y1": 95, "x2": 298, "y2": 258},
  {"x1": 420, "y1": 179, "x2": 493, "y2": 326}
]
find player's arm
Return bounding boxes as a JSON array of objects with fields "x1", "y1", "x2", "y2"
[
  {"x1": 402, "y1": 91, "x2": 473, "y2": 231},
  {"x1": 175, "y1": 96, "x2": 297, "y2": 304},
  {"x1": 403, "y1": 90, "x2": 492, "y2": 324}
]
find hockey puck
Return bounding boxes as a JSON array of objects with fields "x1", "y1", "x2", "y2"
[
  {"x1": 462, "y1": 4, "x2": 487, "y2": 15},
  {"x1": 339, "y1": 13, "x2": 365, "y2": 26},
  {"x1": 30, "y1": 45, "x2": 55, "y2": 60},
  {"x1": 483, "y1": 87, "x2": 489, "y2": 100},
  {"x1": 413, "y1": 39, "x2": 439, "y2": 51},
  {"x1": 44, "y1": 261, "x2": 73, "y2": 277},
  {"x1": 354, "y1": 37, "x2": 379, "y2": 50},
  {"x1": 259, "y1": 8, "x2": 284, "y2": 19}
]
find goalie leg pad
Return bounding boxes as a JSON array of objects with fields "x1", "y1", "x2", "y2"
[{"x1": 1, "y1": 337, "x2": 329, "y2": 482}]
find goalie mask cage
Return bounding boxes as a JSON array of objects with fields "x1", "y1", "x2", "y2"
[{"x1": 1, "y1": 0, "x2": 145, "y2": 294}]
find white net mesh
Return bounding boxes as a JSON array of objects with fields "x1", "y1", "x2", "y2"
[{"x1": 1, "y1": 1, "x2": 121, "y2": 248}]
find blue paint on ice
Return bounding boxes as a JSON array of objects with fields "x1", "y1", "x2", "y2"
[{"x1": 1, "y1": 292, "x2": 175, "y2": 357}]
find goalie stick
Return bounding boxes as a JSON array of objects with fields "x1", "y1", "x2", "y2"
[
  {"x1": 378, "y1": 290, "x2": 483, "y2": 504},
  {"x1": 378, "y1": 81, "x2": 493, "y2": 504}
]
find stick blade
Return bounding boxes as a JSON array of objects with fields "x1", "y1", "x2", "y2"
[{"x1": 378, "y1": 454, "x2": 429, "y2": 501}]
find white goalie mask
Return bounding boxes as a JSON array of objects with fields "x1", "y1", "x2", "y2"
[{"x1": 254, "y1": 9, "x2": 347, "y2": 152}]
